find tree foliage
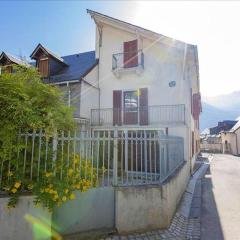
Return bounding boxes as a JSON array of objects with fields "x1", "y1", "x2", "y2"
[{"x1": 0, "y1": 66, "x2": 75, "y2": 161}]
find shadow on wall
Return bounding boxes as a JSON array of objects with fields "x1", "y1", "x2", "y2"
[{"x1": 201, "y1": 166, "x2": 224, "y2": 240}]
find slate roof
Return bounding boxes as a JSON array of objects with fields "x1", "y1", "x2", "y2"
[
  {"x1": 47, "y1": 51, "x2": 98, "y2": 83},
  {"x1": 230, "y1": 120, "x2": 240, "y2": 132},
  {"x1": 0, "y1": 52, "x2": 30, "y2": 66}
]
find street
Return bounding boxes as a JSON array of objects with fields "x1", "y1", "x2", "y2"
[{"x1": 201, "y1": 154, "x2": 240, "y2": 240}]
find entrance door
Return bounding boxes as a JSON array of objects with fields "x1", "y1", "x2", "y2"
[{"x1": 123, "y1": 91, "x2": 138, "y2": 125}]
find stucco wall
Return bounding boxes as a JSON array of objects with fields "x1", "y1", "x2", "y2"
[
  {"x1": 0, "y1": 196, "x2": 51, "y2": 240},
  {"x1": 115, "y1": 161, "x2": 189, "y2": 233},
  {"x1": 52, "y1": 187, "x2": 115, "y2": 235},
  {"x1": 221, "y1": 132, "x2": 237, "y2": 155}
]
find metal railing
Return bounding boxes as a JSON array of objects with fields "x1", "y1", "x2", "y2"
[
  {"x1": 112, "y1": 50, "x2": 144, "y2": 71},
  {"x1": 91, "y1": 105, "x2": 185, "y2": 126},
  {"x1": 0, "y1": 130, "x2": 184, "y2": 190}
]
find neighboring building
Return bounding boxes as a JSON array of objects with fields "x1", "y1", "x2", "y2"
[
  {"x1": 29, "y1": 44, "x2": 99, "y2": 128},
  {"x1": 209, "y1": 120, "x2": 237, "y2": 135},
  {"x1": 0, "y1": 51, "x2": 30, "y2": 73},
  {"x1": 221, "y1": 120, "x2": 240, "y2": 155},
  {"x1": 87, "y1": 10, "x2": 201, "y2": 170}
]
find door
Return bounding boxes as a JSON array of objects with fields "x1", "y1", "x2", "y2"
[{"x1": 124, "y1": 91, "x2": 138, "y2": 125}]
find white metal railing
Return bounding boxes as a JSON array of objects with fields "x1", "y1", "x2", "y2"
[
  {"x1": 0, "y1": 130, "x2": 184, "y2": 190},
  {"x1": 91, "y1": 105, "x2": 185, "y2": 126},
  {"x1": 112, "y1": 50, "x2": 144, "y2": 71}
]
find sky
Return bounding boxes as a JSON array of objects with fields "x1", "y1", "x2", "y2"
[{"x1": 1, "y1": 1, "x2": 240, "y2": 97}]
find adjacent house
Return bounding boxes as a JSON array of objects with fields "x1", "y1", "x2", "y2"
[
  {"x1": 221, "y1": 120, "x2": 240, "y2": 155},
  {"x1": 87, "y1": 10, "x2": 201, "y2": 170},
  {"x1": 29, "y1": 44, "x2": 99, "y2": 131},
  {"x1": 0, "y1": 51, "x2": 30, "y2": 73}
]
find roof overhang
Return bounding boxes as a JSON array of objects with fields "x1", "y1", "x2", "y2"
[
  {"x1": 30, "y1": 44, "x2": 68, "y2": 66},
  {"x1": 0, "y1": 51, "x2": 30, "y2": 66},
  {"x1": 87, "y1": 9, "x2": 195, "y2": 50}
]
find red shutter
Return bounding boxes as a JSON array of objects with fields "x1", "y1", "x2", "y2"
[
  {"x1": 113, "y1": 90, "x2": 122, "y2": 126},
  {"x1": 123, "y1": 40, "x2": 138, "y2": 68},
  {"x1": 139, "y1": 88, "x2": 148, "y2": 125},
  {"x1": 192, "y1": 93, "x2": 201, "y2": 120}
]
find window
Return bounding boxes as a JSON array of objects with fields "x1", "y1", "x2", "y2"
[
  {"x1": 124, "y1": 91, "x2": 138, "y2": 112},
  {"x1": 38, "y1": 58, "x2": 49, "y2": 77}
]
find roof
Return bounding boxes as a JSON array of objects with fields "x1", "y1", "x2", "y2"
[
  {"x1": 30, "y1": 44, "x2": 67, "y2": 66},
  {"x1": 47, "y1": 51, "x2": 98, "y2": 83},
  {"x1": 230, "y1": 120, "x2": 240, "y2": 133},
  {"x1": 0, "y1": 52, "x2": 30, "y2": 66},
  {"x1": 87, "y1": 9, "x2": 195, "y2": 48}
]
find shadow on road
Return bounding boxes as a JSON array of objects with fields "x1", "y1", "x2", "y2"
[{"x1": 201, "y1": 164, "x2": 224, "y2": 240}]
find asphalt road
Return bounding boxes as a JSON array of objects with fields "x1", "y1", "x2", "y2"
[{"x1": 201, "y1": 154, "x2": 240, "y2": 240}]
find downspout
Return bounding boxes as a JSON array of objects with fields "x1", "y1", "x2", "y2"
[
  {"x1": 235, "y1": 132, "x2": 239, "y2": 155},
  {"x1": 95, "y1": 20, "x2": 102, "y2": 125}
]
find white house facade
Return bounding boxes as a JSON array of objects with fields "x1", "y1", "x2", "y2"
[{"x1": 87, "y1": 10, "x2": 201, "y2": 171}]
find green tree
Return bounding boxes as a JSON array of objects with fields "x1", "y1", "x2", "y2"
[{"x1": 0, "y1": 65, "x2": 75, "y2": 164}]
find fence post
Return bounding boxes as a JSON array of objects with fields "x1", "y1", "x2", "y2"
[
  {"x1": 113, "y1": 129, "x2": 118, "y2": 186},
  {"x1": 52, "y1": 131, "x2": 58, "y2": 175}
]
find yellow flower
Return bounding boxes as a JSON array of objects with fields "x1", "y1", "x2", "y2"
[
  {"x1": 28, "y1": 184, "x2": 33, "y2": 190},
  {"x1": 53, "y1": 195, "x2": 58, "y2": 201},
  {"x1": 75, "y1": 184, "x2": 80, "y2": 189},
  {"x1": 82, "y1": 186, "x2": 87, "y2": 192},
  {"x1": 62, "y1": 196, "x2": 67, "y2": 202},
  {"x1": 44, "y1": 188, "x2": 50, "y2": 193},
  {"x1": 45, "y1": 172, "x2": 52, "y2": 177},
  {"x1": 64, "y1": 189, "x2": 69, "y2": 194},
  {"x1": 68, "y1": 169, "x2": 73, "y2": 176},
  {"x1": 69, "y1": 193, "x2": 76, "y2": 200},
  {"x1": 11, "y1": 188, "x2": 17, "y2": 193},
  {"x1": 7, "y1": 171, "x2": 13, "y2": 177},
  {"x1": 14, "y1": 182, "x2": 21, "y2": 189}
]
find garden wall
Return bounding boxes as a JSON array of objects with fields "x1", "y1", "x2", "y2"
[
  {"x1": 115, "y1": 161, "x2": 189, "y2": 233},
  {"x1": 0, "y1": 195, "x2": 51, "y2": 240},
  {"x1": 52, "y1": 187, "x2": 115, "y2": 235}
]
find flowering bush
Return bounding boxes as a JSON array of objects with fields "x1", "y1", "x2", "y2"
[{"x1": 3, "y1": 154, "x2": 97, "y2": 211}]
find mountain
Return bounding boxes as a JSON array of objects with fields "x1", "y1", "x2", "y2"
[{"x1": 200, "y1": 91, "x2": 240, "y2": 131}]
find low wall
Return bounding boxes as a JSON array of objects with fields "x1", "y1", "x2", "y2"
[
  {"x1": 200, "y1": 143, "x2": 222, "y2": 153},
  {"x1": 0, "y1": 195, "x2": 51, "y2": 240},
  {"x1": 115, "y1": 161, "x2": 189, "y2": 234},
  {"x1": 52, "y1": 187, "x2": 115, "y2": 235}
]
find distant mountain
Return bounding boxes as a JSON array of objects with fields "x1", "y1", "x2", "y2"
[{"x1": 200, "y1": 91, "x2": 240, "y2": 131}]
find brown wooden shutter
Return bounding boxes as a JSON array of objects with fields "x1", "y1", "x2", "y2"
[
  {"x1": 139, "y1": 88, "x2": 148, "y2": 125},
  {"x1": 192, "y1": 93, "x2": 201, "y2": 120},
  {"x1": 192, "y1": 131, "x2": 194, "y2": 157},
  {"x1": 123, "y1": 40, "x2": 138, "y2": 68},
  {"x1": 38, "y1": 59, "x2": 49, "y2": 78},
  {"x1": 113, "y1": 90, "x2": 122, "y2": 126}
]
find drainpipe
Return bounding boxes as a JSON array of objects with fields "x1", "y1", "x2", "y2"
[{"x1": 235, "y1": 132, "x2": 239, "y2": 155}]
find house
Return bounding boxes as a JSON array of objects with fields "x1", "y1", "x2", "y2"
[
  {"x1": 0, "y1": 51, "x2": 30, "y2": 73},
  {"x1": 28, "y1": 43, "x2": 99, "y2": 129},
  {"x1": 220, "y1": 120, "x2": 240, "y2": 155},
  {"x1": 87, "y1": 9, "x2": 201, "y2": 170}
]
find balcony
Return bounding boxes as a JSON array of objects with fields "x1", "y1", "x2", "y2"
[
  {"x1": 91, "y1": 104, "x2": 185, "y2": 127},
  {"x1": 112, "y1": 50, "x2": 144, "y2": 76}
]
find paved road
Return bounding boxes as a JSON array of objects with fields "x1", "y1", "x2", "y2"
[{"x1": 201, "y1": 154, "x2": 240, "y2": 240}]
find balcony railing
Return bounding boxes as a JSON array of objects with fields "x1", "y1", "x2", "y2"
[
  {"x1": 112, "y1": 50, "x2": 144, "y2": 72},
  {"x1": 91, "y1": 104, "x2": 185, "y2": 126}
]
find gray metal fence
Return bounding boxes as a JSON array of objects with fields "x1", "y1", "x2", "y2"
[
  {"x1": 91, "y1": 105, "x2": 185, "y2": 126},
  {"x1": 0, "y1": 130, "x2": 184, "y2": 190}
]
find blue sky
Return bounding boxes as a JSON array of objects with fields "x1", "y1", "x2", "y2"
[
  {"x1": 0, "y1": 1, "x2": 136, "y2": 58},
  {"x1": 2, "y1": 1, "x2": 240, "y2": 97}
]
